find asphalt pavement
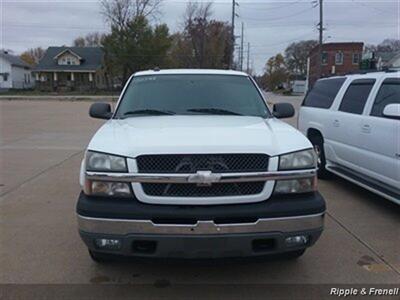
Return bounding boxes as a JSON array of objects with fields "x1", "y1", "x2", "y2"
[{"x1": 0, "y1": 97, "x2": 399, "y2": 299}]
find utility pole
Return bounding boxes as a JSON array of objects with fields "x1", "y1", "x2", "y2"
[
  {"x1": 246, "y1": 42, "x2": 250, "y2": 74},
  {"x1": 230, "y1": 0, "x2": 239, "y2": 69},
  {"x1": 318, "y1": 0, "x2": 324, "y2": 79},
  {"x1": 230, "y1": 0, "x2": 236, "y2": 69},
  {"x1": 240, "y1": 22, "x2": 244, "y2": 71}
]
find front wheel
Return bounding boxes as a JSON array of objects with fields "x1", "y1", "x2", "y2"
[{"x1": 309, "y1": 135, "x2": 330, "y2": 179}]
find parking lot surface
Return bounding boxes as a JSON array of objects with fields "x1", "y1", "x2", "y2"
[{"x1": 0, "y1": 98, "x2": 399, "y2": 296}]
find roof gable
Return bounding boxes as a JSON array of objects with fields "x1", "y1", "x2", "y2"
[
  {"x1": 0, "y1": 51, "x2": 31, "y2": 68},
  {"x1": 53, "y1": 49, "x2": 83, "y2": 60}
]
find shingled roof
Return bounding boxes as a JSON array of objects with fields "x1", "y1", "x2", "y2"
[
  {"x1": 0, "y1": 51, "x2": 31, "y2": 68},
  {"x1": 34, "y1": 47, "x2": 104, "y2": 72}
]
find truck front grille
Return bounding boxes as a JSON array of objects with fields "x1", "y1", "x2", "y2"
[
  {"x1": 142, "y1": 182, "x2": 265, "y2": 197},
  {"x1": 136, "y1": 154, "x2": 269, "y2": 173}
]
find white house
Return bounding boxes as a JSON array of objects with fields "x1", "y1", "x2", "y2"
[{"x1": 0, "y1": 51, "x2": 34, "y2": 90}]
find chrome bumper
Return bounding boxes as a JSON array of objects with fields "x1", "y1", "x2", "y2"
[
  {"x1": 77, "y1": 213, "x2": 325, "y2": 235},
  {"x1": 85, "y1": 169, "x2": 317, "y2": 184}
]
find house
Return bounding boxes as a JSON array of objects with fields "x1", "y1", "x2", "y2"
[
  {"x1": 308, "y1": 42, "x2": 364, "y2": 86},
  {"x1": 0, "y1": 51, "x2": 34, "y2": 90},
  {"x1": 34, "y1": 47, "x2": 107, "y2": 92},
  {"x1": 375, "y1": 51, "x2": 400, "y2": 70}
]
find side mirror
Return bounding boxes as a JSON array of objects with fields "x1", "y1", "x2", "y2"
[
  {"x1": 272, "y1": 103, "x2": 295, "y2": 119},
  {"x1": 383, "y1": 103, "x2": 400, "y2": 119},
  {"x1": 89, "y1": 102, "x2": 112, "y2": 119}
]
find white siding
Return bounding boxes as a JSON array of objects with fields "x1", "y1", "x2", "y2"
[
  {"x1": 57, "y1": 52, "x2": 80, "y2": 65},
  {"x1": 11, "y1": 66, "x2": 34, "y2": 89},
  {"x1": 0, "y1": 56, "x2": 12, "y2": 89}
]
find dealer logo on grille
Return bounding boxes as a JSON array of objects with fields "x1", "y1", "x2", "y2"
[{"x1": 187, "y1": 170, "x2": 221, "y2": 186}]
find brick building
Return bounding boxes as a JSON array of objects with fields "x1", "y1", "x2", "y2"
[{"x1": 308, "y1": 42, "x2": 364, "y2": 86}]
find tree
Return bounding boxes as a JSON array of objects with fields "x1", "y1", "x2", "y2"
[
  {"x1": 100, "y1": 0, "x2": 162, "y2": 30},
  {"x1": 168, "y1": 2, "x2": 233, "y2": 69},
  {"x1": 377, "y1": 39, "x2": 400, "y2": 52},
  {"x1": 284, "y1": 40, "x2": 317, "y2": 76},
  {"x1": 20, "y1": 47, "x2": 45, "y2": 65},
  {"x1": 102, "y1": 16, "x2": 171, "y2": 83},
  {"x1": 73, "y1": 32, "x2": 105, "y2": 47},
  {"x1": 264, "y1": 53, "x2": 288, "y2": 91}
]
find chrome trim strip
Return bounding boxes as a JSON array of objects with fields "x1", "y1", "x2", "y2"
[
  {"x1": 77, "y1": 212, "x2": 325, "y2": 235},
  {"x1": 85, "y1": 169, "x2": 316, "y2": 184}
]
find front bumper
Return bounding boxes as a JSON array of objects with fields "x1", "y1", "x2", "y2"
[{"x1": 77, "y1": 192, "x2": 325, "y2": 258}]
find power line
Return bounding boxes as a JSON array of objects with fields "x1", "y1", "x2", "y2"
[
  {"x1": 239, "y1": 6, "x2": 315, "y2": 22},
  {"x1": 239, "y1": 0, "x2": 304, "y2": 11}
]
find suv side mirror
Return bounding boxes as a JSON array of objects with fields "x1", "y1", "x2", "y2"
[
  {"x1": 383, "y1": 103, "x2": 400, "y2": 119},
  {"x1": 89, "y1": 102, "x2": 112, "y2": 119},
  {"x1": 272, "y1": 103, "x2": 295, "y2": 119}
]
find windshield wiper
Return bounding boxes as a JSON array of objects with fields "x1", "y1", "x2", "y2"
[
  {"x1": 120, "y1": 109, "x2": 175, "y2": 118},
  {"x1": 186, "y1": 108, "x2": 242, "y2": 116}
]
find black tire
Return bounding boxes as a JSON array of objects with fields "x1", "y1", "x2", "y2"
[
  {"x1": 88, "y1": 249, "x2": 117, "y2": 263},
  {"x1": 309, "y1": 134, "x2": 330, "y2": 179},
  {"x1": 283, "y1": 249, "x2": 306, "y2": 260}
]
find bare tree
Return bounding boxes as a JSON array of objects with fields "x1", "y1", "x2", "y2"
[
  {"x1": 100, "y1": 0, "x2": 162, "y2": 29},
  {"x1": 20, "y1": 47, "x2": 45, "y2": 65},
  {"x1": 168, "y1": 2, "x2": 232, "y2": 69},
  {"x1": 73, "y1": 32, "x2": 105, "y2": 47}
]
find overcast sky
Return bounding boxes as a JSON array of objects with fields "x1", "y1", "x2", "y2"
[{"x1": 1, "y1": 0, "x2": 398, "y2": 74}]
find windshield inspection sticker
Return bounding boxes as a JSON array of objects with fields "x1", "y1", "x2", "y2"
[
  {"x1": 135, "y1": 76, "x2": 157, "y2": 82},
  {"x1": 330, "y1": 287, "x2": 399, "y2": 297}
]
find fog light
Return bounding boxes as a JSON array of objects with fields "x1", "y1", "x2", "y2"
[
  {"x1": 285, "y1": 235, "x2": 308, "y2": 247},
  {"x1": 94, "y1": 238, "x2": 122, "y2": 250}
]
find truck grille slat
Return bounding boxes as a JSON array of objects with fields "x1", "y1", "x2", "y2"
[
  {"x1": 136, "y1": 154, "x2": 269, "y2": 174},
  {"x1": 142, "y1": 182, "x2": 265, "y2": 197}
]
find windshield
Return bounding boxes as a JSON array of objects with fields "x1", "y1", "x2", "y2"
[{"x1": 114, "y1": 74, "x2": 270, "y2": 118}]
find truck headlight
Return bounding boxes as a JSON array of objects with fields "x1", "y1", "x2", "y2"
[
  {"x1": 279, "y1": 149, "x2": 316, "y2": 170},
  {"x1": 89, "y1": 181, "x2": 131, "y2": 197},
  {"x1": 86, "y1": 151, "x2": 127, "y2": 172},
  {"x1": 275, "y1": 149, "x2": 317, "y2": 194},
  {"x1": 274, "y1": 177, "x2": 317, "y2": 194},
  {"x1": 84, "y1": 151, "x2": 131, "y2": 197}
]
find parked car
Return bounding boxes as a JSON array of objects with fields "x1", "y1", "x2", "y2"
[
  {"x1": 298, "y1": 71, "x2": 400, "y2": 205},
  {"x1": 77, "y1": 69, "x2": 325, "y2": 262}
]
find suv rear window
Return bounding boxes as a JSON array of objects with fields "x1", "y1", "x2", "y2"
[
  {"x1": 303, "y1": 78, "x2": 346, "y2": 109},
  {"x1": 370, "y1": 78, "x2": 400, "y2": 117},
  {"x1": 339, "y1": 79, "x2": 376, "y2": 114}
]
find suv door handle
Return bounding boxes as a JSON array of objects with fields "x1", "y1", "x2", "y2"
[
  {"x1": 361, "y1": 124, "x2": 371, "y2": 133},
  {"x1": 333, "y1": 119, "x2": 340, "y2": 127}
]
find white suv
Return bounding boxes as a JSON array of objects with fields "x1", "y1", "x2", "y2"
[
  {"x1": 77, "y1": 69, "x2": 325, "y2": 261},
  {"x1": 298, "y1": 71, "x2": 400, "y2": 204}
]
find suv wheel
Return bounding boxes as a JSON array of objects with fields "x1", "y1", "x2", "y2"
[{"x1": 309, "y1": 134, "x2": 330, "y2": 179}]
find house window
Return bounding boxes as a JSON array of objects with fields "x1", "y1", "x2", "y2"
[
  {"x1": 67, "y1": 74, "x2": 72, "y2": 81},
  {"x1": 352, "y1": 53, "x2": 360, "y2": 65},
  {"x1": 335, "y1": 52, "x2": 344, "y2": 65},
  {"x1": 321, "y1": 52, "x2": 328, "y2": 65},
  {"x1": 66, "y1": 57, "x2": 72, "y2": 65}
]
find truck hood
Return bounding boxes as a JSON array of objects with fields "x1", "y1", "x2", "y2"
[{"x1": 87, "y1": 115, "x2": 311, "y2": 158}]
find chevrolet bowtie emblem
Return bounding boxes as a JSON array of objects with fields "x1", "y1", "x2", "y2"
[{"x1": 188, "y1": 170, "x2": 221, "y2": 186}]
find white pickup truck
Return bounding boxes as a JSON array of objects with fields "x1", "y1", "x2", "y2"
[
  {"x1": 77, "y1": 69, "x2": 325, "y2": 261},
  {"x1": 298, "y1": 71, "x2": 400, "y2": 205}
]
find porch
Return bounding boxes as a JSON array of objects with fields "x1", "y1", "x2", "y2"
[{"x1": 35, "y1": 71, "x2": 105, "y2": 92}]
